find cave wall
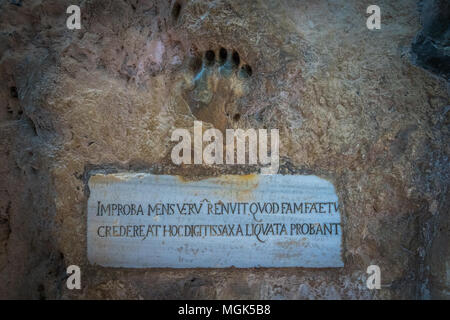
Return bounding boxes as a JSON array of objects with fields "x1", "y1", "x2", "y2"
[{"x1": 0, "y1": 0, "x2": 448, "y2": 299}]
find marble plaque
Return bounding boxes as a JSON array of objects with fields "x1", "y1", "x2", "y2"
[{"x1": 87, "y1": 173, "x2": 343, "y2": 268}]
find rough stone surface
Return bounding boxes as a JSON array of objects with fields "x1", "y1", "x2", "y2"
[
  {"x1": 411, "y1": 0, "x2": 450, "y2": 81},
  {"x1": 0, "y1": 0, "x2": 448, "y2": 299}
]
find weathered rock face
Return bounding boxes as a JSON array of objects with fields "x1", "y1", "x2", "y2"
[
  {"x1": 411, "y1": 0, "x2": 450, "y2": 81},
  {"x1": 0, "y1": 0, "x2": 448, "y2": 299}
]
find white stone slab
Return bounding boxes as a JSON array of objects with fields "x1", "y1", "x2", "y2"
[{"x1": 87, "y1": 173, "x2": 343, "y2": 268}]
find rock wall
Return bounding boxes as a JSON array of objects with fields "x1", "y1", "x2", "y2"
[{"x1": 0, "y1": 0, "x2": 448, "y2": 299}]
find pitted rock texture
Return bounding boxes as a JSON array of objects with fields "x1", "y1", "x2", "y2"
[{"x1": 0, "y1": 0, "x2": 448, "y2": 299}]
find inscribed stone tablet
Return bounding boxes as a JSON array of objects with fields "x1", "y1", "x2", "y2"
[{"x1": 87, "y1": 173, "x2": 343, "y2": 268}]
